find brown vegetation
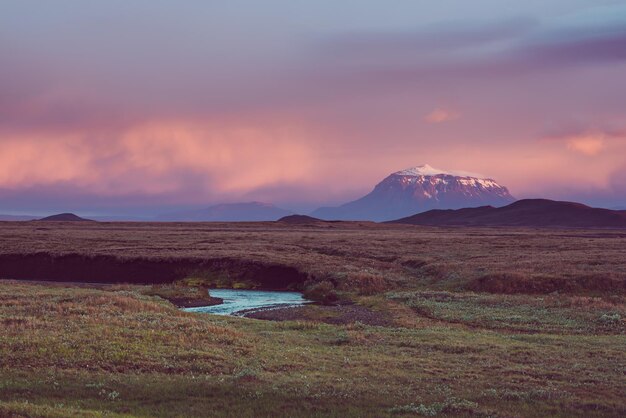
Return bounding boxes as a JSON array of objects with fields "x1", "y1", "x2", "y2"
[
  {"x1": 0, "y1": 281, "x2": 624, "y2": 417},
  {"x1": 339, "y1": 272, "x2": 390, "y2": 295},
  {"x1": 0, "y1": 221, "x2": 624, "y2": 296},
  {"x1": 466, "y1": 272, "x2": 626, "y2": 295},
  {"x1": 0, "y1": 221, "x2": 625, "y2": 416}
]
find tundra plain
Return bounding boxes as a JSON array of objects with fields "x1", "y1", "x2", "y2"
[{"x1": 0, "y1": 221, "x2": 625, "y2": 417}]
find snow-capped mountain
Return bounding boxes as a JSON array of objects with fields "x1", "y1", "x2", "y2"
[{"x1": 311, "y1": 164, "x2": 515, "y2": 221}]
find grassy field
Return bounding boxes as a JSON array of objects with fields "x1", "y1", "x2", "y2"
[{"x1": 0, "y1": 222, "x2": 625, "y2": 416}]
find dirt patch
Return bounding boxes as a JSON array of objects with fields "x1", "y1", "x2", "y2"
[
  {"x1": 245, "y1": 303, "x2": 394, "y2": 326},
  {"x1": 167, "y1": 296, "x2": 223, "y2": 308}
]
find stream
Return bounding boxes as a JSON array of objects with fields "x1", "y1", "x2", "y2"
[{"x1": 183, "y1": 289, "x2": 309, "y2": 316}]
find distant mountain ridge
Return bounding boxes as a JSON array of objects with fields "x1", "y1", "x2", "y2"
[
  {"x1": 390, "y1": 199, "x2": 626, "y2": 228},
  {"x1": 312, "y1": 164, "x2": 515, "y2": 221},
  {"x1": 157, "y1": 202, "x2": 293, "y2": 222},
  {"x1": 0, "y1": 214, "x2": 37, "y2": 221}
]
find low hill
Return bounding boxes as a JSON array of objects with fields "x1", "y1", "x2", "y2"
[
  {"x1": 277, "y1": 215, "x2": 323, "y2": 224},
  {"x1": 38, "y1": 213, "x2": 94, "y2": 222},
  {"x1": 390, "y1": 199, "x2": 626, "y2": 228}
]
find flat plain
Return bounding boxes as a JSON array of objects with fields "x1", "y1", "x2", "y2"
[{"x1": 0, "y1": 221, "x2": 624, "y2": 417}]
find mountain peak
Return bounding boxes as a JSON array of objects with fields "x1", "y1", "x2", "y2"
[
  {"x1": 312, "y1": 165, "x2": 514, "y2": 221},
  {"x1": 394, "y1": 164, "x2": 485, "y2": 179}
]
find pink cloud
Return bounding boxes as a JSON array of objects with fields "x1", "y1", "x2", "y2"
[
  {"x1": 546, "y1": 128, "x2": 626, "y2": 156},
  {"x1": 424, "y1": 108, "x2": 459, "y2": 124},
  {"x1": 0, "y1": 118, "x2": 319, "y2": 200},
  {"x1": 2, "y1": 4, "x2": 626, "y2": 211},
  {"x1": 567, "y1": 135, "x2": 605, "y2": 156}
]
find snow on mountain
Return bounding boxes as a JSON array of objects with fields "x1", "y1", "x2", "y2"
[
  {"x1": 394, "y1": 164, "x2": 483, "y2": 178},
  {"x1": 312, "y1": 164, "x2": 515, "y2": 221}
]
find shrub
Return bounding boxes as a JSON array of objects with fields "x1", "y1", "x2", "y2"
[
  {"x1": 232, "y1": 282, "x2": 252, "y2": 289},
  {"x1": 340, "y1": 272, "x2": 389, "y2": 295},
  {"x1": 303, "y1": 281, "x2": 338, "y2": 305},
  {"x1": 599, "y1": 312, "x2": 622, "y2": 324},
  {"x1": 389, "y1": 402, "x2": 441, "y2": 416},
  {"x1": 234, "y1": 367, "x2": 259, "y2": 380},
  {"x1": 389, "y1": 398, "x2": 478, "y2": 416}
]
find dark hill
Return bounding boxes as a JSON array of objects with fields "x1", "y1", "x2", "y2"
[
  {"x1": 277, "y1": 215, "x2": 323, "y2": 224},
  {"x1": 38, "y1": 213, "x2": 94, "y2": 222},
  {"x1": 390, "y1": 199, "x2": 626, "y2": 228}
]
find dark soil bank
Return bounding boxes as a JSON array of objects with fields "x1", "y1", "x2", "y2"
[{"x1": 0, "y1": 253, "x2": 309, "y2": 289}]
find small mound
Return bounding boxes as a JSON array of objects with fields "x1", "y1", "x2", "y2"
[
  {"x1": 38, "y1": 213, "x2": 94, "y2": 222},
  {"x1": 278, "y1": 214, "x2": 323, "y2": 224}
]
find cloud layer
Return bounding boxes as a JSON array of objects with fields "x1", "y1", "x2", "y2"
[{"x1": 1, "y1": 1, "x2": 626, "y2": 213}]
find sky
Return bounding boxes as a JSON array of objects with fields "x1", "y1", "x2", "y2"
[{"x1": 2, "y1": 0, "x2": 626, "y2": 215}]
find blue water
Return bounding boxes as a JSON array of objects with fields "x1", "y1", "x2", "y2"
[{"x1": 183, "y1": 289, "x2": 309, "y2": 316}]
